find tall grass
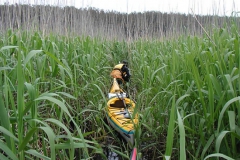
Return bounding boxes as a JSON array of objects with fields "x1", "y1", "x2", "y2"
[
  {"x1": 0, "y1": 17, "x2": 240, "y2": 159},
  {"x1": 129, "y1": 20, "x2": 240, "y2": 159},
  {"x1": 0, "y1": 30, "x2": 110, "y2": 159}
]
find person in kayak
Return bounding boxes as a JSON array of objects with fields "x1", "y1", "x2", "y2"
[{"x1": 110, "y1": 60, "x2": 131, "y2": 85}]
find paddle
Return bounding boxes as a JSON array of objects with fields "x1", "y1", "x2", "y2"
[
  {"x1": 124, "y1": 82, "x2": 138, "y2": 160},
  {"x1": 130, "y1": 147, "x2": 137, "y2": 160},
  {"x1": 120, "y1": 91, "x2": 138, "y2": 160},
  {"x1": 120, "y1": 92, "x2": 131, "y2": 119}
]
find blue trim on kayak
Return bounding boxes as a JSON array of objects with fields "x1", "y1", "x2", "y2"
[{"x1": 106, "y1": 114, "x2": 135, "y2": 134}]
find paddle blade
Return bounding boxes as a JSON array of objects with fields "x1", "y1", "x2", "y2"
[{"x1": 130, "y1": 148, "x2": 137, "y2": 160}]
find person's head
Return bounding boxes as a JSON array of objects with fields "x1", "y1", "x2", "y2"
[{"x1": 122, "y1": 60, "x2": 128, "y2": 67}]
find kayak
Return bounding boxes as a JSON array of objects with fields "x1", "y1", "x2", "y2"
[{"x1": 106, "y1": 78, "x2": 138, "y2": 146}]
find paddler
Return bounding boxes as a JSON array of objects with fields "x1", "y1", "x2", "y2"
[{"x1": 110, "y1": 60, "x2": 131, "y2": 85}]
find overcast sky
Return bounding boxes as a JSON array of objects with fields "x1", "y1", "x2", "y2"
[{"x1": 1, "y1": 0, "x2": 239, "y2": 16}]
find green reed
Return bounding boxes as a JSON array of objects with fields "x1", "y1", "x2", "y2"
[{"x1": 0, "y1": 19, "x2": 240, "y2": 159}]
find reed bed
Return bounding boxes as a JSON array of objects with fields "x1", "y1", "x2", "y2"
[
  {"x1": 0, "y1": 4, "x2": 237, "y2": 40},
  {"x1": 1, "y1": 21, "x2": 240, "y2": 159},
  {"x1": 0, "y1": 4, "x2": 240, "y2": 160}
]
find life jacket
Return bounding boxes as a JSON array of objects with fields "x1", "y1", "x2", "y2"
[
  {"x1": 113, "y1": 64, "x2": 124, "y2": 71},
  {"x1": 110, "y1": 63, "x2": 124, "y2": 81},
  {"x1": 113, "y1": 63, "x2": 128, "y2": 77}
]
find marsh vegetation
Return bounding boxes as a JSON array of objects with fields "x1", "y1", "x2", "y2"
[{"x1": 0, "y1": 3, "x2": 240, "y2": 160}]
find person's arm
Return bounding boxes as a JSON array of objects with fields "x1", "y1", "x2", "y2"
[{"x1": 122, "y1": 65, "x2": 131, "y2": 82}]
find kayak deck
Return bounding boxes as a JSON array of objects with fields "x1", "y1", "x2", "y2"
[
  {"x1": 106, "y1": 77, "x2": 138, "y2": 146},
  {"x1": 107, "y1": 98, "x2": 138, "y2": 133}
]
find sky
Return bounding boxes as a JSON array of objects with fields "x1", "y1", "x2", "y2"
[{"x1": 1, "y1": 0, "x2": 239, "y2": 16}]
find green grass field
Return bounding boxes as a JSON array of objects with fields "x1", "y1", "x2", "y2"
[{"x1": 0, "y1": 19, "x2": 240, "y2": 159}]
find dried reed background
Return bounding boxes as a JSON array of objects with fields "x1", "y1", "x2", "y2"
[{"x1": 1, "y1": 4, "x2": 239, "y2": 40}]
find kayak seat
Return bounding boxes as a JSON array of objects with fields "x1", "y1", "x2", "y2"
[{"x1": 110, "y1": 100, "x2": 124, "y2": 108}]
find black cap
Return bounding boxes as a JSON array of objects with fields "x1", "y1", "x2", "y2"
[{"x1": 122, "y1": 60, "x2": 128, "y2": 65}]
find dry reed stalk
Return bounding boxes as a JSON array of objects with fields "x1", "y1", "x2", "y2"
[{"x1": 191, "y1": 8, "x2": 217, "y2": 47}]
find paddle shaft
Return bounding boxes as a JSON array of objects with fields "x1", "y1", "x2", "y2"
[
  {"x1": 121, "y1": 92, "x2": 127, "y2": 107},
  {"x1": 120, "y1": 92, "x2": 132, "y2": 119}
]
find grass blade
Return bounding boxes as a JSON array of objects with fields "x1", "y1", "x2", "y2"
[
  {"x1": 19, "y1": 128, "x2": 38, "y2": 152},
  {"x1": 25, "y1": 149, "x2": 51, "y2": 160},
  {"x1": 204, "y1": 153, "x2": 234, "y2": 160},
  {"x1": 0, "y1": 94, "x2": 14, "y2": 151},
  {"x1": 0, "y1": 46, "x2": 18, "y2": 51},
  {"x1": 165, "y1": 95, "x2": 176, "y2": 159},
  {"x1": 215, "y1": 131, "x2": 230, "y2": 153},
  {"x1": 0, "y1": 140, "x2": 18, "y2": 160},
  {"x1": 17, "y1": 48, "x2": 25, "y2": 159},
  {"x1": 228, "y1": 111, "x2": 236, "y2": 156},
  {"x1": 39, "y1": 127, "x2": 56, "y2": 159},
  {"x1": 23, "y1": 50, "x2": 43, "y2": 66},
  {"x1": 217, "y1": 97, "x2": 240, "y2": 133},
  {"x1": 177, "y1": 109, "x2": 186, "y2": 160}
]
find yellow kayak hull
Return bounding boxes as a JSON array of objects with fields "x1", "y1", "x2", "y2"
[{"x1": 106, "y1": 97, "x2": 138, "y2": 146}]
